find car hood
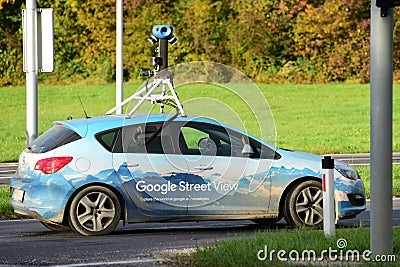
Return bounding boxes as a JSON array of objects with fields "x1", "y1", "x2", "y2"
[
  {"x1": 277, "y1": 148, "x2": 323, "y2": 162},
  {"x1": 274, "y1": 148, "x2": 324, "y2": 172}
]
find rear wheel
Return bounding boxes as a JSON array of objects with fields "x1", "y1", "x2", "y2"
[
  {"x1": 284, "y1": 180, "x2": 323, "y2": 228},
  {"x1": 68, "y1": 186, "x2": 121, "y2": 236}
]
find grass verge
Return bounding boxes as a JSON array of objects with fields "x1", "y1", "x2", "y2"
[
  {"x1": 182, "y1": 227, "x2": 399, "y2": 266},
  {"x1": 356, "y1": 165, "x2": 400, "y2": 198},
  {"x1": 0, "y1": 186, "x2": 22, "y2": 220},
  {"x1": 1, "y1": 83, "x2": 400, "y2": 162}
]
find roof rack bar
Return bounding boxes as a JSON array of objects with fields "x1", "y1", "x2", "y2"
[
  {"x1": 125, "y1": 78, "x2": 186, "y2": 117},
  {"x1": 105, "y1": 80, "x2": 160, "y2": 115}
]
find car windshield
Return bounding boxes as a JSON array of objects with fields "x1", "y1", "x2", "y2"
[{"x1": 26, "y1": 125, "x2": 81, "y2": 153}]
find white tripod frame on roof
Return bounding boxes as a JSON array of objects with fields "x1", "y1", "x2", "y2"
[
  {"x1": 106, "y1": 75, "x2": 186, "y2": 118},
  {"x1": 107, "y1": 25, "x2": 185, "y2": 118}
]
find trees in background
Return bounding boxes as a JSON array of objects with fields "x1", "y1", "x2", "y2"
[{"x1": 0, "y1": 0, "x2": 397, "y2": 85}]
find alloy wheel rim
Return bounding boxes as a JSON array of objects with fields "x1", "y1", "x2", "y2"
[
  {"x1": 76, "y1": 192, "x2": 116, "y2": 232},
  {"x1": 295, "y1": 186, "x2": 323, "y2": 226}
]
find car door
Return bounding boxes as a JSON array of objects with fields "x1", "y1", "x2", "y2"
[
  {"x1": 173, "y1": 121, "x2": 274, "y2": 216},
  {"x1": 112, "y1": 121, "x2": 189, "y2": 216}
]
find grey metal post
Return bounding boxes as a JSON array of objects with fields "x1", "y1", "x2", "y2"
[
  {"x1": 115, "y1": 0, "x2": 124, "y2": 114},
  {"x1": 26, "y1": 0, "x2": 38, "y2": 146},
  {"x1": 370, "y1": 0, "x2": 393, "y2": 255}
]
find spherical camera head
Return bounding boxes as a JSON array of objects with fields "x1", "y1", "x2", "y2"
[
  {"x1": 152, "y1": 25, "x2": 174, "y2": 40},
  {"x1": 142, "y1": 25, "x2": 178, "y2": 76}
]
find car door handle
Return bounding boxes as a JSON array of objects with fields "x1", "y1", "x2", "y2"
[
  {"x1": 122, "y1": 162, "x2": 139, "y2": 168},
  {"x1": 194, "y1": 165, "x2": 213, "y2": 170}
]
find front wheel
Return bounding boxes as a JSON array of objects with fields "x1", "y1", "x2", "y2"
[
  {"x1": 68, "y1": 186, "x2": 121, "y2": 236},
  {"x1": 284, "y1": 180, "x2": 323, "y2": 228}
]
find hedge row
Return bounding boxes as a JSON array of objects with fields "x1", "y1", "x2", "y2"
[{"x1": 0, "y1": 0, "x2": 399, "y2": 85}]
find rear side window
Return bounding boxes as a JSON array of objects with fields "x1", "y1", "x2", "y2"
[
  {"x1": 26, "y1": 125, "x2": 81, "y2": 153},
  {"x1": 96, "y1": 128, "x2": 120, "y2": 152}
]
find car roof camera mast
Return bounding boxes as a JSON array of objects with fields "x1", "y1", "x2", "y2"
[{"x1": 106, "y1": 25, "x2": 185, "y2": 118}]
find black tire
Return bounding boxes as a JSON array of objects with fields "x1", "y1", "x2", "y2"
[
  {"x1": 68, "y1": 186, "x2": 121, "y2": 236},
  {"x1": 40, "y1": 221, "x2": 70, "y2": 231},
  {"x1": 284, "y1": 180, "x2": 323, "y2": 228}
]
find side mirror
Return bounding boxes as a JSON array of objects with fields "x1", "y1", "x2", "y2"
[{"x1": 242, "y1": 144, "x2": 254, "y2": 156}]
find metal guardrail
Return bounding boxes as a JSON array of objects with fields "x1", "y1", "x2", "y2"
[
  {"x1": 330, "y1": 152, "x2": 400, "y2": 166},
  {"x1": 0, "y1": 162, "x2": 18, "y2": 185}
]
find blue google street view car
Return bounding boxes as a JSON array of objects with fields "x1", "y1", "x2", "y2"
[{"x1": 10, "y1": 113, "x2": 366, "y2": 235}]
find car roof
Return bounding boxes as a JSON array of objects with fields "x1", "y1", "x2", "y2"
[{"x1": 54, "y1": 114, "x2": 266, "y2": 144}]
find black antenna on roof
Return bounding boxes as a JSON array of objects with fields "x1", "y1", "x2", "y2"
[{"x1": 78, "y1": 95, "x2": 90, "y2": 119}]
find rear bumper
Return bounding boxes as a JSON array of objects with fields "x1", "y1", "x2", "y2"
[{"x1": 10, "y1": 173, "x2": 74, "y2": 224}]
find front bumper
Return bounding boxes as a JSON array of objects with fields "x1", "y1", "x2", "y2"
[
  {"x1": 337, "y1": 199, "x2": 366, "y2": 219},
  {"x1": 335, "y1": 178, "x2": 366, "y2": 219}
]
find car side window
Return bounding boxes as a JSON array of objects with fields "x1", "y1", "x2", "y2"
[
  {"x1": 96, "y1": 128, "x2": 119, "y2": 152},
  {"x1": 180, "y1": 127, "x2": 209, "y2": 155},
  {"x1": 177, "y1": 121, "x2": 279, "y2": 159},
  {"x1": 120, "y1": 122, "x2": 174, "y2": 154},
  {"x1": 250, "y1": 139, "x2": 281, "y2": 160},
  {"x1": 178, "y1": 122, "x2": 252, "y2": 158}
]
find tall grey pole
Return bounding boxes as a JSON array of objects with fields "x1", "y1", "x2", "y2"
[
  {"x1": 115, "y1": 0, "x2": 123, "y2": 114},
  {"x1": 370, "y1": 0, "x2": 393, "y2": 255},
  {"x1": 26, "y1": 0, "x2": 38, "y2": 146}
]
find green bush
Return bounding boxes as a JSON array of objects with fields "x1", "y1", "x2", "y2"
[{"x1": 0, "y1": 0, "x2": 397, "y2": 85}]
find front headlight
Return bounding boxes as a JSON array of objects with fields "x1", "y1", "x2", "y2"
[{"x1": 335, "y1": 164, "x2": 360, "y2": 180}]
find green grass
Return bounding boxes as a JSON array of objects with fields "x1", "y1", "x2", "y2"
[
  {"x1": 356, "y1": 165, "x2": 400, "y2": 198},
  {"x1": 0, "y1": 186, "x2": 21, "y2": 220},
  {"x1": 184, "y1": 227, "x2": 400, "y2": 266},
  {"x1": 0, "y1": 83, "x2": 132, "y2": 162},
  {"x1": 1, "y1": 83, "x2": 399, "y2": 162},
  {"x1": 261, "y1": 83, "x2": 400, "y2": 154}
]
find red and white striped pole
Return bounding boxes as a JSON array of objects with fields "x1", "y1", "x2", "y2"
[{"x1": 322, "y1": 156, "x2": 335, "y2": 237}]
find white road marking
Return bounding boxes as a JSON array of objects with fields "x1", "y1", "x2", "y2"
[{"x1": 51, "y1": 258, "x2": 170, "y2": 267}]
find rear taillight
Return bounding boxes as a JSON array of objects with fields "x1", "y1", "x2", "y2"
[{"x1": 34, "y1": 157, "x2": 73, "y2": 174}]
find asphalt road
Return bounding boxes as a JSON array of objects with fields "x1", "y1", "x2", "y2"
[
  {"x1": 0, "y1": 219, "x2": 256, "y2": 266},
  {"x1": 0, "y1": 199, "x2": 399, "y2": 266}
]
